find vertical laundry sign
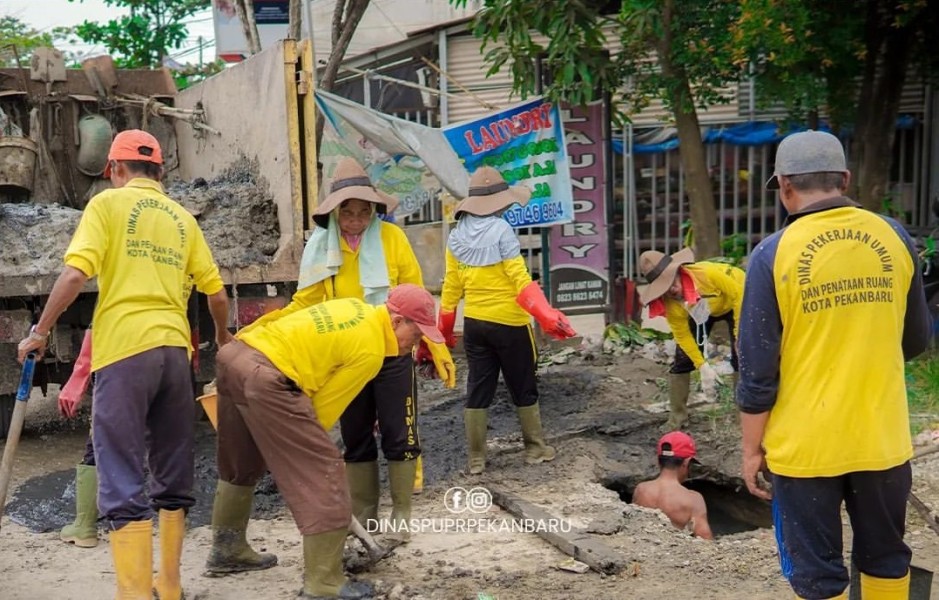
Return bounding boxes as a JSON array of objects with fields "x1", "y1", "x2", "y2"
[
  {"x1": 443, "y1": 98, "x2": 574, "y2": 227},
  {"x1": 547, "y1": 102, "x2": 609, "y2": 311}
]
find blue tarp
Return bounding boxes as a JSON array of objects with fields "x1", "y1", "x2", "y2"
[{"x1": 612, "y1": 116, "x2": 918, "y2": 155}]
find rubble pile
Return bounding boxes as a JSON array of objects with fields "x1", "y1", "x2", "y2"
[
  {"x1": 170, "y1": 157, "x2": 280, "y2": 270},
  {"x1": 0, "y1": 203, "x2": 81, "y2": 278}
]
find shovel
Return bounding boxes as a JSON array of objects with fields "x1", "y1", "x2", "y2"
[{"x1": 0, "y1": 353, "x2": 37, "y2": 532}]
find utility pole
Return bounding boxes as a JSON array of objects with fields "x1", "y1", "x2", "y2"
[{"x1": 198, "y1": 36, "x2": 204, "y2": 68}]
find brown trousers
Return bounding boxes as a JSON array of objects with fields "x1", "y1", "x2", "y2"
[{"x1": 215, "y1": 340, "x2": 351, "y2": 535}]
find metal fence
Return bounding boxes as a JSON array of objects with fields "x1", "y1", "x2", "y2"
[{"x1": 617, "y1": 121, "x2": 931, "y2": 279}]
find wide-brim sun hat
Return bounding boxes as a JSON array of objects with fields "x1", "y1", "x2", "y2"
[
  {"x1": 453, "y1": 166, "x2": 531, "y2": 218},
  {"x1": 638, "y1": 247, "x2": 695, "y2": 304},
  {"x1": 313, "y1": 157, "x2": 399, "y2": 228}
]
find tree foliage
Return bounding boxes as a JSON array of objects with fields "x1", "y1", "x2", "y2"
[
  {"x1": 456, "y1": 0, "x2": 939, "y2": 245},
  {"x1": 0, "y1": 16, "x2": 73, "y2": 67},
  {"x1": 68, "y1": 0, "x2": 210, "y2": 68},
  {"x1": 736, "y1": 0, "x2": 939, "y2": 210},
  {"x1": 455, "y1": 0, "x2": 743, "y2": 256}
]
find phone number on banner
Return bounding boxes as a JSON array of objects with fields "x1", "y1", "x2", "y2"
[{"x1": 504, "y1": 201, "x2": 566, "y2": 227}]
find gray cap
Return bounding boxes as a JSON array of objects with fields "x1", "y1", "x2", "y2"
[{"x1": 765, "y1": 130, "x2": 847, "y2": 190}]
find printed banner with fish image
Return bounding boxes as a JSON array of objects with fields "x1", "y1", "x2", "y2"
[
  {"x1": 443, "y1": 97, "x2": 574, "y2": 228},
  {"x1": 315, "y1": 91, "x2": 469, "y2": 221}
]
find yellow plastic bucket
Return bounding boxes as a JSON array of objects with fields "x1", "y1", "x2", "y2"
[{"x1": 197, "y1": 392, "x2": 218, "y2": 430}]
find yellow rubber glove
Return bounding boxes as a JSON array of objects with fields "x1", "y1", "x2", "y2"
[{"x1": 417, "y1": 337, "x2": 456, "y2": 388}]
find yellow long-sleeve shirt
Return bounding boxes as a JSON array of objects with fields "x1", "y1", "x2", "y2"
[
  {"x1": 238, "y1": 220, "x2": 422, "y2": 335},
  {"x1": 65, "y1": 178, "x2": 224, "y2": 371},
  {"x1": 441, "y1": 250, "x2": 532, "y2": 326},
  {"x1": 239, "y1": 298, "x2": 399, "y2": 430},
  {"x1": 663, "y1": 261, "x2": 745, "y2": 368}
]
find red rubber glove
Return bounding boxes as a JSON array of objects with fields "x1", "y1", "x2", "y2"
[
  {"x1": 516, "y1": 281, "x2": 576, "y2": 340},
  {"x1": 415, "y1": 339, "x2": 433, "y2": 365},
  {"x1": 59, "y1": 329, "x2": 93, "y2": 419},
  {"x1": 438, "y1": 309, "x2": 457, "y2": 348}
]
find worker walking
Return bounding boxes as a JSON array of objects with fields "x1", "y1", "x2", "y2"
[
  {"x1": 439, "y1": 166, "x2": 575, "y2": 475},
  {"x1": 17, "y1": 130, "x2": 232, "y2": 600},
  {"x1": 233, "y1": 157, "x2": 454, "y2": 544},
  {"x1": 205, "y1": 285, "x2": 444, "y2": 599},
  {"x1": 638, "y1": 248, "x2": 744, "y2": 429}
]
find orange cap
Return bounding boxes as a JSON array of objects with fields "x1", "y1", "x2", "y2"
[{"x1": 104, "y1": 129, "x2": 163, "y2": 177}]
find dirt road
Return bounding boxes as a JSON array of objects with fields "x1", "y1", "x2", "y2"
[{"x1": 2, "y1": 348, "x2": 938, "y2": 599}]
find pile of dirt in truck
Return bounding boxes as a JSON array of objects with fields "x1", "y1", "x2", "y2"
[
  {"x1": 0, "y1": 157, "x2": 279, "y2": 279},
  {"x1": 0, "y1": 203, "x2": 82, "y2": 278},
  {"x1": 169, "y1": 157, "x2": 280, "y2": 270}
]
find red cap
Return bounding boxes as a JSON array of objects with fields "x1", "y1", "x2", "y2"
[
  {"x1": 657, "y1": 431, "x2": 697, "y2": 460},
  {"x1": 104, "y1": 129, "x2": 163, "y2": 177},
  {"x1": 386, "y1": 283, "x2": 444, "y2": 343}
]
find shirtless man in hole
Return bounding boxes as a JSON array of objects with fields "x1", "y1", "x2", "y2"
[{"x1": 633, "y1": 431, "x2": 713, "y2": 540}]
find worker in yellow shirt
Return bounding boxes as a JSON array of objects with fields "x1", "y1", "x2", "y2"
[
  {"x1": 205, "y1": 284, "x2": 443, "y2": 599},
  {"x1": 17, "y1": 130, "x2": 232, "y2": 600},
  {"x1": 439, "y1": 167, "x2": 575, "y2": 475},
  {"x1": 236, "y1": 157, "x2": 454, "y2": 544},
  {"x1": 638, "y1": 247, "x2": 745, "y2": 429}
]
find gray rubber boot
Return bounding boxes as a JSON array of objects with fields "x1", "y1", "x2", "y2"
[
  {"x1": 666, "y1": 372, "x2": 691, "y2": 430},
  {"x1": 345, "y1": 461, "x2": 380, "y2": 526},
  {"x1": 205, "y1": 481, "x2": 278, "y2": 575},
  {"x1": 517, "y1": 404, "x2": 557, "y2": 464},
  {"x1": 386, "y1": 459, "x2": 418, "y2": 543},
  {"x1": 60, "y1": 464, "x2": 98, "y2": 548},
  {"x1": 464, "y1": 409, "x2": 488, "y2": 474},
  {"x1": 299, "y1": 528, "x2": 374, "y2": 599}
]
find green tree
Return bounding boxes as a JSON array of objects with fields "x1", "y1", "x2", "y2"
[
  {"x1": 736, "y1": 0, "x2": 939, "y2": 211},
  {"x1": 453, "y1": 0, "x2": 748, "y2": 257},
  {"x1": 68, "y1": 0, "x2": 210, "y2": 68},
  {"x1": 0, "y1": 16, "x2": 73, "y2": 67}
]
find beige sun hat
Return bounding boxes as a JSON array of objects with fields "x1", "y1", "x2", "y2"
[
  {"x1": 313, "y1": 157, "x2": 399, "y2": 227},
  {"x1": 638, "y1": 247, "x2": 695, "y2": 304},
  {"x1": 453, "y1": 166, "x2": 532, "y2": 218}
]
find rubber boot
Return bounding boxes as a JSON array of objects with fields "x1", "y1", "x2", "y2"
[
  {"x1": 517, "y1": 404, "x2": 556, "y2": 464},
  {"x1": 795, "y1": 592, "x2": 847, "y2": 600},
  {"x1": 345, "y1": 461, "x2": 380, "y2": 526},
  {"x1": 60, "y1": 464, "x2": 98, "y2": 548},
  {"x1": 666, "y1": 372, "x2": 691, "y2": 430},
  {"x1": 412, "y1": 455, "x2": 423, "y2": 495},
  {"x1": 386, "y1": 459, "x2": 418, "y2": 543},
  {"x1": 860, "y1": 571, "x2": 910, "y2": 600},
  {"x1": 205, "y1": 481, "x2": 278, "y2": 575},
  {"x1": 153, "y1": 509, "x2": 185, "y2": 600},
  {"x1": 299, "y1": 528, "x2": 374, "y2": 599},
  {"x1": 464, "y1": 408, "x2": 488, "y2": 474},
  {"x1": 109, "y1": 519, "x2": 153, "y2": 600}
]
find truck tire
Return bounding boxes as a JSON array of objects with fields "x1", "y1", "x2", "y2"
[{"x1": 0, "y1": 393, "x2": 14, "y2": 440}]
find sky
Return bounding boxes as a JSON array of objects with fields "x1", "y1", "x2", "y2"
[{"x1": 2, "y1": 0, "x2": 217, "y2": 65}]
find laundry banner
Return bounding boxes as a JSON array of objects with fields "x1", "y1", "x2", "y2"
[{"x1": 444, "y1": 97, "x2": 574, "y2": 228}]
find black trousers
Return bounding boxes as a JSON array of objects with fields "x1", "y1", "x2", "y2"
[
  {"x1": 772, "y1": 462, "x2": 912, "y2": 599},
  {"x1": 463, "y1": 317, "x2": 538, "y2": 410},
  {"x1": 340, "y1": 354, "x2": 420, "y2": 462},
  {"x1": 670, "y1": 311, "x2": 738, "y2": 374}
]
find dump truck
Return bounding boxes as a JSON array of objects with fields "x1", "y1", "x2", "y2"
[{"x1": 0, "y1": 40, "x2": 320, "y2": 437}]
